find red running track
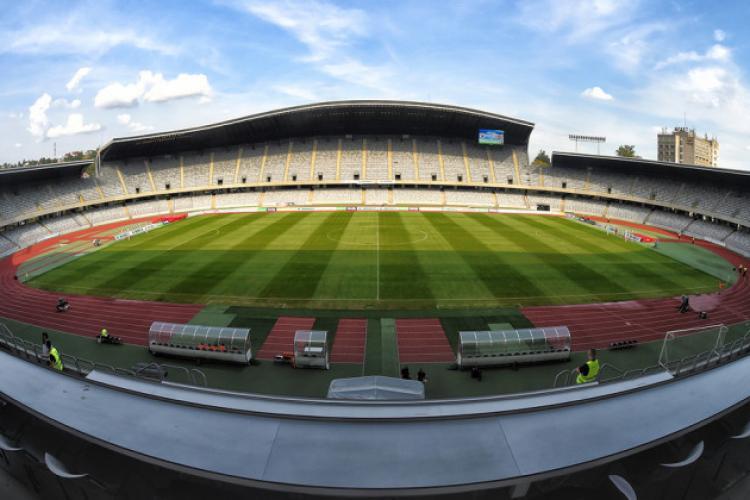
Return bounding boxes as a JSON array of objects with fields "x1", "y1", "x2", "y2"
[
  {"x1": 330, "y1": 318, "x2": 367, "y2": 363},
  {"x1": 256, "y1": 316, "x2": 315, "y2": 360},
  {"x1": 523, "y1": 239, "x2": 750, "y2": 351},
  {"x1": 0, "y1": 219, "x2": 202, "y2": 346},
  {"x1": 396, "y1": 318, "x2": 455, "y2": 363}
]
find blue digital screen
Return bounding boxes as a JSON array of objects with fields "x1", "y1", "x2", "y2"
[{"x1": 478, "y1": 129, "x2": 504, "y2": 145}]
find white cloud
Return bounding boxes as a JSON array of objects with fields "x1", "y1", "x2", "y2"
[
  {"x1": 52, "y1": 98, "x2": 81, "y2": 109},
  {"x1": 606, "y1": 23, "x2": 667, "y2": 73},
  {"x1": 237, "y1": 0, "x2": 367, "y2": 61},
  {"x1": 14, "y1": 143, "x2": 22, "y2": 148},
  {"x1": 2, "y1": 21, "x2": 177, "y2": 56},
  {"x1": 517, "y1": 0, "x2": 635, "y2": 41},
  {"x1": 66, "y1": 67, "x2": 92, "y2": 92},
  {"x1": 94, "y1": 81, "x2": 143, "y2": 108},
  {"x1": 714, "y1": 29, "x2": 726, "y2": 42},
  {"x1": 27, "y1": 93, "x2": 52, "y2": 141},
  {"x1": 273, "y1": 84, "x2": 319, "y2": 101},
  {"x1": 581, "y1": 86, "x2": 614, "y2": 101},
  {"x1": 655, "y1": 44, "x2": 731, "y2": 69},
  {"x1": 320, "y1": 58, "x2": 393, "y2": 90},
  {"x1": 142, "y1": 73, "x2": 212, "y2": 103},
  {"x1": 94, "y1": 71, "x2": 212, "y2": 108},
  {"x1": 116, "y1": 113, "x2": 154, "y2": 133},
  {"x1": 233, "y1": 0, "x2": 394, "y2": 93},
  {"x1": 46, "y1": 114, "x2": 102, "y2": 139}
]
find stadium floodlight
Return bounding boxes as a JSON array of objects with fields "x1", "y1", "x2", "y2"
[{"x1": 568, "y1": 134, "x2": 606, "y2": 154}]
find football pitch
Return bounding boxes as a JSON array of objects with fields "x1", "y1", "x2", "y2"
[{"x1": 27, "y1": 212, "x2": 721, "y2": 308}]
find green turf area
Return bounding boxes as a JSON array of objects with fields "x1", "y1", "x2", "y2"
[
  {"x1": 653, "y1": 241, "x2": 738, "y2": 284},
  {"x1": 26, "y1": 212, "x2": 721, "y2": 309}
]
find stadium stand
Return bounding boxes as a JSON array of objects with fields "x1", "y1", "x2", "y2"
[
  {"x1": 647, "y1": 210, "x2": 693, "y2": 232},
  {"x1": 417, "y1": 138, "x2": 441, "y2": 182},
  {"x1": 149, "y1": 155, "x2": 182, "y2": 191},
  {"x1": 182, "y1": 152, "x2": 211, "y2": 189},
  {"x1": 366, "y1": 137, "x2": 389, "y2": 181},
  {"x1": 215, "y1": 191, "x2": 261, "y2": 209},
  {"x1": 315, "y1": 138, "x2": 339, "y2": 182},
  {"x1": 393, "y1": 188, "x2": 442, "y2": 206},
  {"x1": 365, "y1": 188, "x2": 389, "y2": 205},
  {"x1": 339, "y1": 137, "x2": 362, "y2": 182},
  {"x1": 683, "y1": 219, "x2": 735, "y2": 243},
  {"x1": 264, "y1": 188, "x2": 310, "y2": 207},
  {"x1": 564, "y1": 197, "x2": 607, "y2": 216},
  {"x1": 494, "y1": 190, "x2": 526, "y2": 208},
  {"x1": 445, "y1": 189, "x2": 494, "y2": 207},
  {"x1": 391, "y1": 137, "x2": 415, "y2": 181},
  {"x1": 313, "y1": 188, "x2": 362, "y2": 205},
  {"x1": 1, "y1": 104, "x2": 748, "y2": 261},
  {"x1": 440, "y1": 140, "x2": 467, "y2": 183},
  {"x1": 211, "y1": 148, "x2": 239, "y2": 186},
  {"x1": 606, "y1": 203, "x2": 652, "y2": 223},
  {"x1": 237, "y1": 145, "x2": 265, "y2": 184},
  {"x1": 725, "y1": 230, "x2": 750, "y2": 256}
]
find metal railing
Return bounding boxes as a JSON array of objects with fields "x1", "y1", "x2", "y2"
[
  {"x1": 0, "y1": 324, "x2": 207, "y2": 388},
  {"x1": 553, "y1": 331, "x2": 750, "y2": 388}
]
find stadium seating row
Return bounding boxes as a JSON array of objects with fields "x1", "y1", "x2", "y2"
[
  {"x1": 2, "y1": 188, "x2": 749, "y2": 257},
  {"x1": 1, "y1": 135, "x2": 749, "y2": 256}
]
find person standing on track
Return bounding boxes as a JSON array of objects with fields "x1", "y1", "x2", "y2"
[{"x1": 576, "y1": 349, "x2": 600, "y2": 384}]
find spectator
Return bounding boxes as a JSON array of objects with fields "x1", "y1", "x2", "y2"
[
  {"x1": 47, "y1": 341, "x2": 62, "y2": 372},
  {"x1": 471, "y1": 366, "x2": 482, "y2": 382},
  {"x1": 576, "y1": 348, "x2": 600, "y2": 384},
  {"x1": 41, "y1": 332, "x2": 49, "y2": 358},
  {"x1": 56, "y1": 297, "x2": 69, "y2": 312},
  {"x1": 401, "y1": 366, "x2": 411, "y2": 380},
  {"x1": 677, "y1": 295, "x2": 690, "y2": 313},
  {"x1": 417, "y1": 369, "x2": 428, "y2": 383}
]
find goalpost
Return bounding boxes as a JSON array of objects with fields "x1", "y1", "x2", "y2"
[{"x1": 658, "y1": 324, "x2": 728, "y2": 371}]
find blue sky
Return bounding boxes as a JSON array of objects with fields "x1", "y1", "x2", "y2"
[{"x1": 2, "y1": 0, "x2": 749, "y2": 168}]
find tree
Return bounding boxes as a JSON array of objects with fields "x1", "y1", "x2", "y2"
[
  {"x1": 532, "y1": 149, "x2": 551, "y2": 167},
  {"x1": 615, "y1": 145, "x2": 636, "y2": 157}
]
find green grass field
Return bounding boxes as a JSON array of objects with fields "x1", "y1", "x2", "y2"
[{"x1": 27, "y1": 212, "x2": 721, "y2": 309}]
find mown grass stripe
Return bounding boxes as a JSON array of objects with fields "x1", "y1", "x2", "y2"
[
  {"x1": 426, "y1": 212, "x2": 548, "y2": 301},
  {"x1": 378, "y1": 212, "x2": 434, "y2": 301},
  {"x1": 312, "y1": 212, "x2": 377, "y2": 300},
  {"x1": 31, "y1": 215, "x2": 236, "y2": 291},
  {"x1": 526, "y1": 216, "x2": 692, "y2": 292},
  {"x1": 259, "y1": 212, "x2": 354, "y2": 299},
  {"x1": 161, "y1": 212, "x2": 313, "y2": 301},
  {"x1": 455, "y1": 213, "x2": 591, "y2": 300},
  {"x1": 467, "y1": 213, "x2": 630, "y2": 298},
  {"x1": 81, "y1": 215, "x2": 265, "y2": 296}
]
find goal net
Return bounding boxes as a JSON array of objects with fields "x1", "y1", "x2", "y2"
[{"x1": 658, "y1": 324, "x2": 727, "y2": 371}]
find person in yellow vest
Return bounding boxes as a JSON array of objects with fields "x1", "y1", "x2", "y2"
[
  {"x1": 576, "y1": 348, "x2": 600, "y2": 384},
  {"x1": 100, "y1": 328, "x2": 108, "y2": 338},
  {"x1": 47, "y1": 341, "x2": 63, "y2": 372}
]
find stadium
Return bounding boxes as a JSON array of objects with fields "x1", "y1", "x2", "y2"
[{"x1": 1, "y1": 100, "x2": 750, "y2": 499}]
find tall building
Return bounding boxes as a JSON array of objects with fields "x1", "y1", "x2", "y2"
[{"x1": 657, "y1": 127, "x2": 719, "y2": 167}]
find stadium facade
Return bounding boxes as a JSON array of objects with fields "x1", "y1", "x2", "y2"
[{"x1": 1, "y1": 101, "x2": 750, "y2": 499}]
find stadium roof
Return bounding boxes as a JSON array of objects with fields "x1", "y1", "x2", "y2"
[
  {"x1": 552, "y1": 151, "x2": 750, "y2": 185},
  {"x1": 100, "y1": 100, "x2": 535, "y2": 161},
  {"x1": 0, "y1": 160, "x2": 92, "y2": 184}
]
